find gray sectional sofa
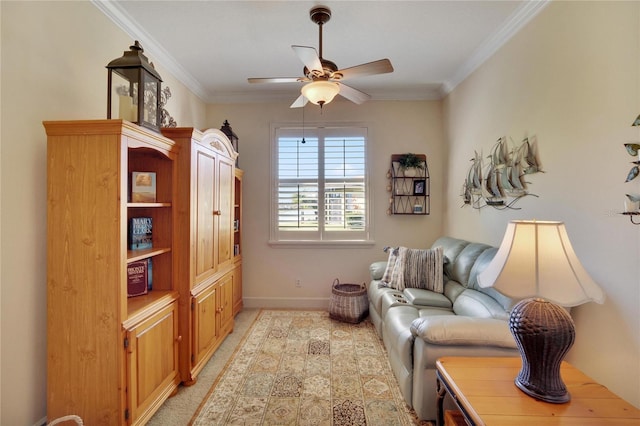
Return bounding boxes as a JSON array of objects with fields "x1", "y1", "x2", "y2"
[{"x1": 368, "y1": 236, "x2": 521, "y2": 421}]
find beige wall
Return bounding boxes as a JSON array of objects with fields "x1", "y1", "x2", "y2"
[
  {"x1": 208, "y1": 100, "x2": 445, "y2": 307},
  {"x1": 0, "y1": 2, "x2": 207, "y2": 424},
  {"x1": 2, "y1": 0, "x2": 639, "y2": 424},
  {"x1": 443, "y1": 1, "x2": 640, "y2": 407}
]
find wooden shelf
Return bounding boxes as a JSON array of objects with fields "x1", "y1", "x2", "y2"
[
  {"x1": 125, "y1": 290, "x2": 179, "y2": 328},
  {"x1": 128, "y1": 202, "x2": 172, "y2": 208},
  {"x1": 127, "y1": 247, "x2": 171, "y2": 262}
]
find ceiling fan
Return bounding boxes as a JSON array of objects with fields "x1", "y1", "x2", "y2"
[{"x1": 247, "y1": 5, "x2": 394, "y2": 108}]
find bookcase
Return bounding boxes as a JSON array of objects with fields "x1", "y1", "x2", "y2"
[
  {"x1": 45, "y1": 120, "x2": 180, "y2": 425},
  {"x1": 161, "y1": 127, "x2": 239, "y2": 384}
]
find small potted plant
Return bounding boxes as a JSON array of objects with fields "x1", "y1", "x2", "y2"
[{"x1": 398, "y1": 153, "x2": 424, "y2": 177}]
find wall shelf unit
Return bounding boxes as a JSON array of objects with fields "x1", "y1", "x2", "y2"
[{"x1": 389, "y1": 154, "x2": 430, "y2": 215}]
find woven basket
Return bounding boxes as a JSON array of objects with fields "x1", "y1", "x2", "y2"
[{"x1": 328, "y1": 278, "x2": 369, "y2": 324}]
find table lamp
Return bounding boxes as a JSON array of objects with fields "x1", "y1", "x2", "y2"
[{"x1": 478, "y1": 220, "x2": 605, "y2": 403}]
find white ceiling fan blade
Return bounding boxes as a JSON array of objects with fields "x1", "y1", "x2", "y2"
[
  {"x1": 292, "y1": 45, "x2": 323, "y2": 74},
  {"x1": 336, "y1": 59, "x2": 394, "y2": 81},
  {"x1": 248, "y1": 77, "x2": 307, "y2": 84},
  {"x1": 290, "y1": 94, "x2": 309, "y2": 108},
  {"x1": 337, "y1": 83, "x2": 371, "y2": 104}
]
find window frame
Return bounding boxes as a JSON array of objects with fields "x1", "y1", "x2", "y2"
[{"x1": 269, "y1": 122, "x2": 374, "y2": 247}]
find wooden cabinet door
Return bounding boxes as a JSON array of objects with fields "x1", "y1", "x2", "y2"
[
  {"x1": 218, "y1": 274, "x2": 234, "y2": 334},
  {"x1": 232, "y1": 263, "x2": 243, "y2": 316},
  {"x1": 126, "y1": 302, "x2": 180, "y2": 425},
  {"x1": 192, "y1": 284, "x2": 218, "y2": 368},
  {"x1": 194, "y1": 147, "x2": 217, "y2": 282},
  {"x1": 216, "y1": 155, "x2": 234, "y2": 269}
]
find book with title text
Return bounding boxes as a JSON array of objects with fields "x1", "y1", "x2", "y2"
[
  {"x1": 127, "y1": 258, "x2": 153, "y2": 297},
  {"x1": 128, "y1": 217, "x2": 152, "y2": 250}
]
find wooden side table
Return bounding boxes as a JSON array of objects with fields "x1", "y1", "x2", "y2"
[{"x1": 435, "y1": 357, "x2": 640, "y2": 425}]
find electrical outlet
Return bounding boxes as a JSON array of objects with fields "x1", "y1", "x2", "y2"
[{"x1": 295, "y1": 279, "x2": 302, "y2": 288}]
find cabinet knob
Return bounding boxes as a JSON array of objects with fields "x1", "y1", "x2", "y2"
[
  {"x1": 176, "y1": 335, "x2": 183, "y2": 343},
  {"x1": 213, "y1": 210, "x2": 221, "y2": 215}
]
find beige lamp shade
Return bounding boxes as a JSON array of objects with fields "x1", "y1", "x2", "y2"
[
  {"x1": 301, "y1": 81, "x2": 340, "y2": 106},
  {"x1": 478, "y1": 220, "x2": 605, "y2": 307}
]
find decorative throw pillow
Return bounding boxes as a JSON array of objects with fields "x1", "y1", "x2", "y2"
[
  {"x1": 395, "y1": 246, "x2": 444, "y2": 293},
  {"x1": 389, "y1": 248, "x2": 405, "y2": 290},
  {"x1": 381, "y1": 247, "x2": 399, "y2": 287}
]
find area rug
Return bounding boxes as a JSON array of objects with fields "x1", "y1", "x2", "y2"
[{"x1": 190, "y1": 309, "x2": 429, "y2": 425}]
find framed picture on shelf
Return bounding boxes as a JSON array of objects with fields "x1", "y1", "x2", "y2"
[{"x1": 413, "y1": 179, "x2": 426, "y2": 195}]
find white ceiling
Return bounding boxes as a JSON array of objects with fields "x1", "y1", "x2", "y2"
[{"x1": 95, "y1": 1, "x2": 548, "y2": 104}]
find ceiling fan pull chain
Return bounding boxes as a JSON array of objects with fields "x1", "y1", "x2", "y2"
[{"x1": 301, "y1": 104, "x2": 306, "y2": 143}]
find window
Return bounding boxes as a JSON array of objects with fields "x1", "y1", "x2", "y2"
[{"x1": 271, "y1": 125, "x2": 371, "y2": 244}]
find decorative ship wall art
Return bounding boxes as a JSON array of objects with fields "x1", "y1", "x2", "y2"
[
  {"x1": 462, "y1": 136, "x2": 543, "y2": 210},
  {"x1": 622, "y1": 114, "x2": 640, "y2": 224}
]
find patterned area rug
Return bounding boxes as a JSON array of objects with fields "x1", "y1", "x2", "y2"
[{"x1": 190, "y1": 310, "x2": 429, "y2": 425}]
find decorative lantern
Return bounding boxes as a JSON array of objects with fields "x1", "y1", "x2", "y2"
[
  {"x1": 106, "y1": 41, "x2": 162, "y2": 132},
  {"x1": 220, "y1": 120, "x2": 239, "y2": 166}
]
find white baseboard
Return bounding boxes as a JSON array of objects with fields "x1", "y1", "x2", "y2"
[{"x1": 243, "y1": 297, "x2": 330, "y2": 310}]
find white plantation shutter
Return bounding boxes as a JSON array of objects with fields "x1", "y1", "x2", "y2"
[
  {"x1": 324, "y1": 136, "x2": 365, "y2": 231},
  {"x1": 272, "y1": 126, "x2": 369, "y2": 243},
  {"x1": 277, "y1": 135, "x2": 319, "y2": 231}
]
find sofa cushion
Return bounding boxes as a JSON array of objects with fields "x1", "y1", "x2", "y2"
[
  {"x1": 369, "y1": 261, "x2": 388, "y2": 281},
  {"x1": 403, "y1": 288, "x2": 452, "y2": 309},
  {"x1": 467, "y1": 247, "x2": 496, "y2": 290},
  {"x1": 449, "y1": 243, "x2": 492, "y2": 287},
  {"x1": 443, "y1": 280, "x2": 466, "y2": 304},
  {"x1": 410, "y1": 315, "x2": 516, "y2": 348},
  {"x1": 393, "y1": 246, "x2": 444, "y2": 292},
  {"x1": 452, "y1": 289, "x2": 510, "y2": 320},
  {"x1": 432, "y1": 237, "x2": 469, "y2": 279},
  {"x1": 467, "y1": 247, "x2": 515, "y2": 312}
]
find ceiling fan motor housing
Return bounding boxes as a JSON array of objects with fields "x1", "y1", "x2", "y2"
[
  {"x1": 309, "y1": 6, "x2": 331, "y2": 25},
  {"x1": 304, "y1": 59, "x2": 339, "y2": 80}
]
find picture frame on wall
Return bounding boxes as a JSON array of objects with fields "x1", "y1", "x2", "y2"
[{"x1": 413, "y1": 179, "x2": 426, "y2": 195}]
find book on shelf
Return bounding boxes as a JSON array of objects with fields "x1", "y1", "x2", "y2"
[
  {"x1": 128, "y1": 217, "x2": 152, "y2": 250},
  {"x1": 127, "y1": 259, "x2": 149, "y2": 297},
  {"x1": 147, "y1": 258, "x2": 153, "y2": 291},
  {"x1": 130, "y1": 171, "x2": 156, "y2": 202}
]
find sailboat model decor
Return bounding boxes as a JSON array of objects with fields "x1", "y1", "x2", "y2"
[{"x1": 462, "y1": 136, "x2": 542, "y2": 210}]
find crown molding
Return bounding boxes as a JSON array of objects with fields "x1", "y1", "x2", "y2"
[
  {"x1": 94, "y1": 0, "x2": 549, "y2": 104},
  {"x1": 208, "y1": 87, "x2": 443, "y2": 104},
  {"x1": 440, "y1": 0, "x2": 551, "y2": 97},
  {"x1": 91, "y1": 0, "x2": 211, "y2": 102}
]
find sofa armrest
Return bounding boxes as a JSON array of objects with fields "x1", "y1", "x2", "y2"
[
  {"x1": 410, "y1": 316, "x2": 516, "y2": 348},
  {"x1": 369, "y1": 261, "x2": 387, "y2": 280},
  {"x1": 403, "y1": 288, "x2": 452, "y2": 309}
]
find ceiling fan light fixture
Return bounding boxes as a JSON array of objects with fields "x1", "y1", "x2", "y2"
[{"x1": 301, "y1": 80, "x2": 340, "y2": 106}]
